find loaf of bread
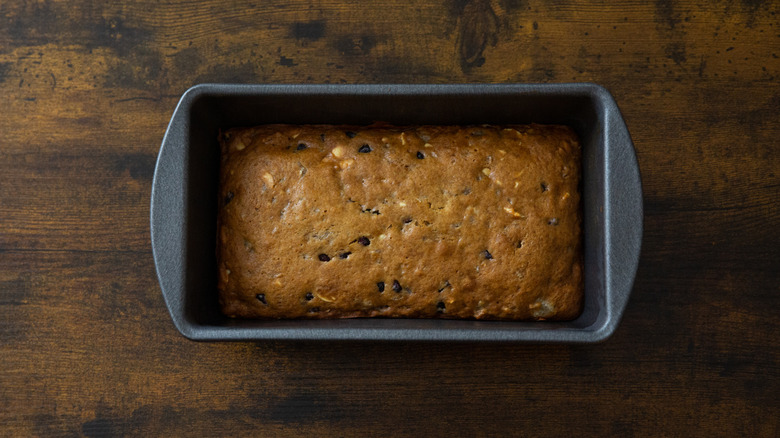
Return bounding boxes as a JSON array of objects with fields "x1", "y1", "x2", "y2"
[{"x1": 217, "y1": 124, "x2": 582, "y2": 320}]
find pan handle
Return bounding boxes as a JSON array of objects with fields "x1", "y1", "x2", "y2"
[
  {"x1": 150, "y1": 85, "x2": 204, "y2": 338},
  {"x1": 597, "y1": 84, "x2": 643, "y2": 340}
]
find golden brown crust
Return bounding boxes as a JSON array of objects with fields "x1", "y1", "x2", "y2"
[{"x1": 217, "y1": 124, "x2": 582, "y2": 320}]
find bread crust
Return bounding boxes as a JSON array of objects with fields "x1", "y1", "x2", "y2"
[{"x1": 217, "y1": 124, "x2": 582, "y2": 320}]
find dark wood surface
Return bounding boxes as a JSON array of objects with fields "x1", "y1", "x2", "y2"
[{"x1": 1, "y1": 0, "x2": 778, "y2": 436}]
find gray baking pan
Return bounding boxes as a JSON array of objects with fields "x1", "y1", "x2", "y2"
[{"x1": 151, "y1": 83, "x2": 643, "y2": 342}]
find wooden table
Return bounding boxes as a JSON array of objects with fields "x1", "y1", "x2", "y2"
[{"x1": 1, "y1": 1, "x2": 777, "y2": 435}]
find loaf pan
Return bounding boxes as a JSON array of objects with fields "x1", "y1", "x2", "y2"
[{"x1": 151, "y1": 83, "x2": 643, "y2": 342}]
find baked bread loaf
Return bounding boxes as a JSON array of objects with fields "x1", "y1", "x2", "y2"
[{"x1": 217, "y1": 124, "x2": 582, "y2": 320}]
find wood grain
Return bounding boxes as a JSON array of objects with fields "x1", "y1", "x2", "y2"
[{"x1": 1, "y1": 0, "x2": 778, "y2": 436}]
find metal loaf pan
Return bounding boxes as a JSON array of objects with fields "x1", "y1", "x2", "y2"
[{"x1": 151, "y1": 83, "x2": 643, "y2": 342}]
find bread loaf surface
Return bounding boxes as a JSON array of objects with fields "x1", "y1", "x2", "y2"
[{"x1": 218, "y1": 124, "x2": 582, "y2": 320}]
